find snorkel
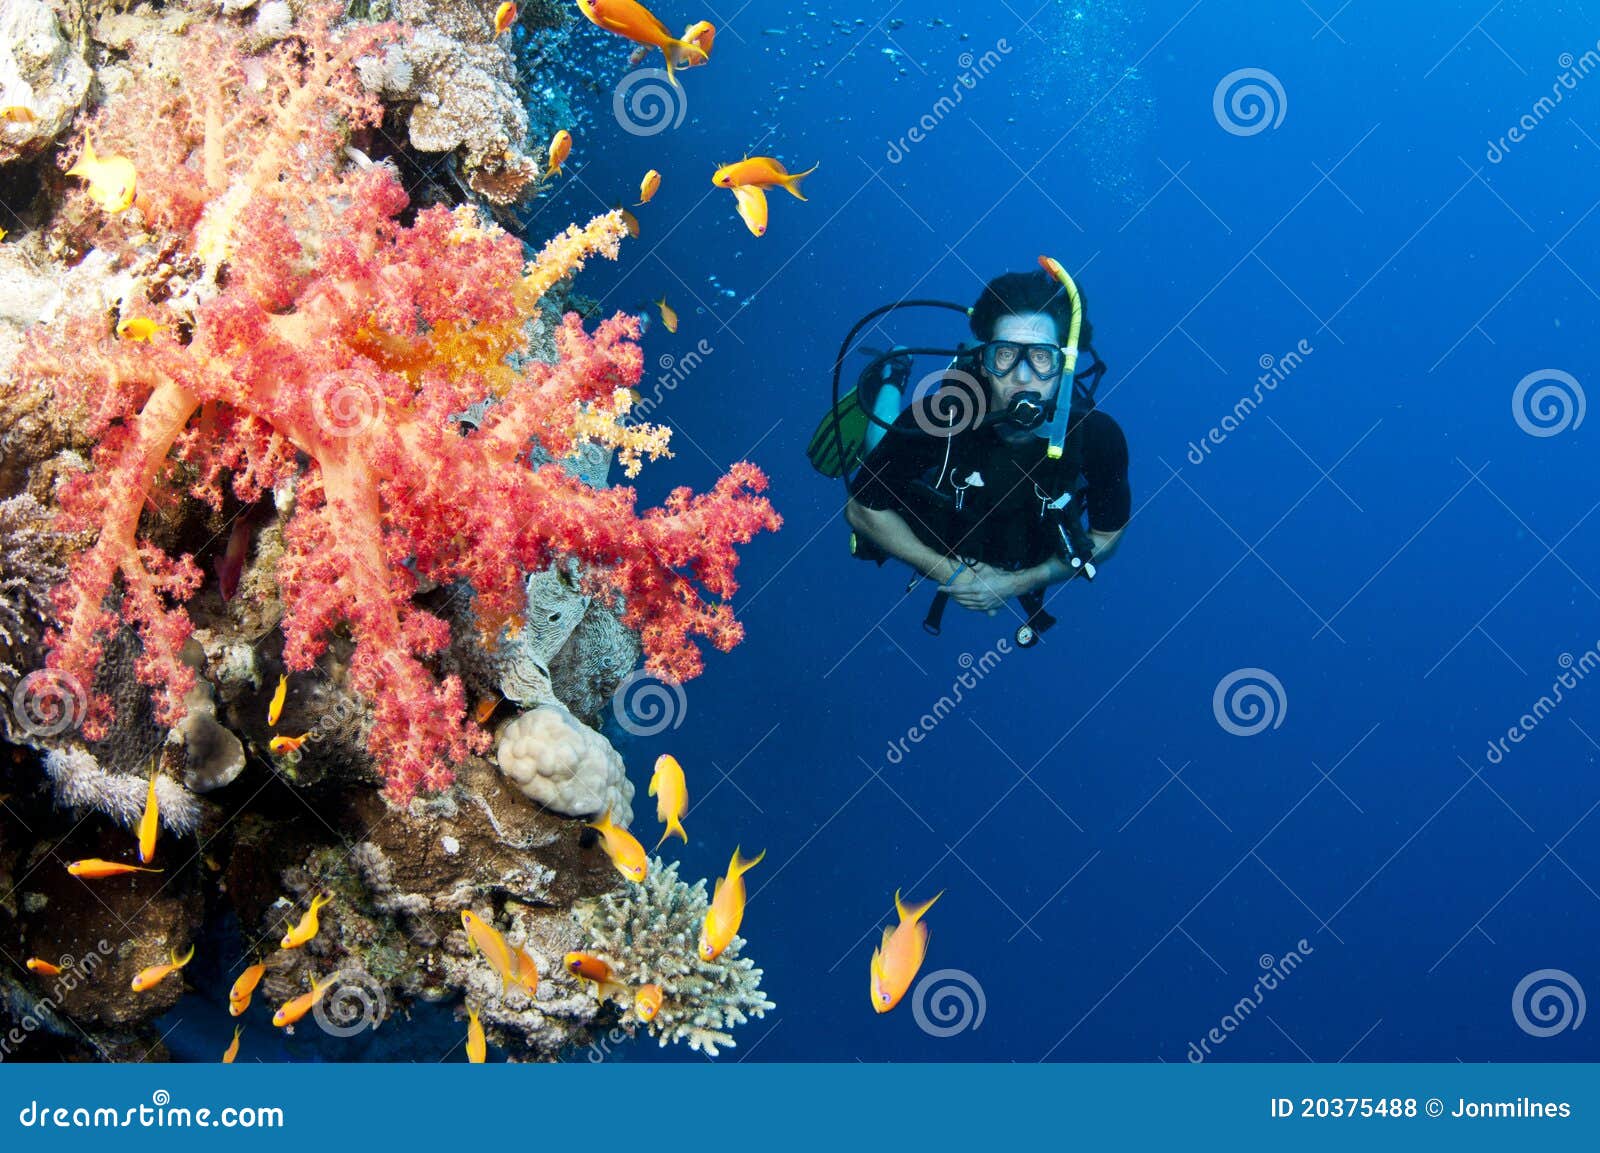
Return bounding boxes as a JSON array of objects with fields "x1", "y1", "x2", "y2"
[{"x1": 1035, "y1": 254, "x2": 1084, "y2": 460}]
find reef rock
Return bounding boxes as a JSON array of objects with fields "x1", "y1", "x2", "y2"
[{"x1": 0, "y1": 0, "x2": 93, "y2": 164}]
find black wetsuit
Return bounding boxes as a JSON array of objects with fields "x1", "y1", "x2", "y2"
[{"x1": 849, "y1": 399, "x2": 1131, "y2": 572}]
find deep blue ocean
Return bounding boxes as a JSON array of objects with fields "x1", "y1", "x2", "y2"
[
  {"x1": 141, "y1": 0, "x2": 1600, "y2": 1064},
  {"x1": 545, "y1": 0, "x2": 1600, "y2": 1062}
]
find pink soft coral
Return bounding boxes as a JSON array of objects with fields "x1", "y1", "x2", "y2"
[{"x1": 14, "y1": 5, "x2": 779, "y2": 802}]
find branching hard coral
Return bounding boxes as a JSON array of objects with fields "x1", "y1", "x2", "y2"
[
  {"x1": 10, "y1": 3, "x2": 779, "y2": 802},
  {"x1": 573, "y1": 857, "x2": 773, "y2": 1057},
  {"x1": 43, "y1": 745, "x2": 203, "y2": 836}
]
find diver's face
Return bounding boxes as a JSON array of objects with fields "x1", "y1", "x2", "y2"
[{"x1": 984, "y1": 313, "x2": 1061, "y2": 444}]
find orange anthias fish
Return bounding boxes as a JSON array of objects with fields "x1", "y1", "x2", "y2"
[
  {"x1": 511, "y1": 942, "x2": 540, "y2": 996},
  {"x1": 131, "y1": 944, "x2": 195, "y2": 993},
  {"x1": 466, "y1": 1006, "x2": 486, "y2": 1063},
  {"x1": 634, "y1": 983, "x2": 663, "y2": 1022},
  {"x1": 648, "y1": 754, "x2": 688, "y2": 849},
  {"x1": 654, "y1": 296, "x2": 678, "y2": 335},
  {"x1": 870, "y1": 890, "x2": 942, "y2": 1014},
  {"x1": 272, "y1": 974, "x2": 330, "y2": 1027},
  {"x1": 547, "y1": 129, "x2": 572, "y2": 177},
  {"x1": 67, "y1": 859, "x2": 162, "y2": 879},
  {"x1": 564, "y1": 952, "x2": 629, "y2": 1002},
  {"x1": 26, "y1": 958, "x2": 62, "y2": 977},
  {"x1": 222, "y1": 1025, "x2": 242, "y2": 1064},
  {"x1": 615, "y1": 205, "x2": 641, "y2": 238},
  {"x1": 66, "y1": 135, "x2": 137, "y2": 213},
  {"x1": 269, "y1": 732, "x2": 309, "y2": 755},
  {"x1": 712, "y1": 157, "x2": 818, "y2": 201},
  {"x1": 116, "y1": 317, "x2": 168, "y2": 343},
  {"x1": 637, "y1": 169, "x2": 661, "y2": 204},
  {"x1": 229, "y1": 961, "x2": 267, "y2": 1016},
  {"x1": 267, "y1": 674, "x2": 288, "y2": 727},
  {"x1": 474, "y1": 696, "x2": 498, "y2": 725},
  {"x1": 280, "y1": 892, "x2": 334, "y2": 949},
  {"x1": 681, "y1": 19, "x2": 715, "y2": 64},
  {"x1": 136, "y1": 761, "x2": 160, "y2": 865},
  {"x1": 461, "y1": 910, "x2": 518, "y2": 993},
  {"x1": 699, "y1": 846, "x2": 765, "y2": 960},
  {"x1": 493, "y1": 1, "x2": 517, "y2": 37},
  {"x1": 0, "y1": 106, "x2": 38, "y2": 123},
  {"x1": 577, "y1": 0, "x2": 709, "y2": 87},
  {"x1": 587, "y1": 809, "x2": 648, "y2": 882},
  {"x1": 732, "y1": 185, "x2": 768, "y2": 238}
]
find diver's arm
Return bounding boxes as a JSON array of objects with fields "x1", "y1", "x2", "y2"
[
  {"x1": 1006, "y1": 527, "x2": 1125, "y2": 596},
  {"x1": 845, "y1": 499, "x2": 962, "y2": 583}
]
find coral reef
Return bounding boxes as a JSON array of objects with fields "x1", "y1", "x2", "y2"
[
  {"x1": 0, "y1": 0, "x2": 93, "y2": 165},
  {"x1": 573, "y1": 857, "x2": 774, "y2": 1057},
  {"x1": 496, "y1": 702, "x2": 633, "y2": 823},
  {"x1": 42, "y1": 745, "x2": 203, "y2": 836},
  {"x1": 0, "y1": 494, "x2": 71, "y2": 737},
  {"x1": 8, "y1": 1, "x2": 778, "y2": 803}
]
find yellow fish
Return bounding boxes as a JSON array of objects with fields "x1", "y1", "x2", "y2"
[
  {"x1": 638, "y1": 169, "x2": 661, "y2": 204},
  {"x1": 654, "y1": 296, "x2": 678, "y2": 335},
  {"x1": 587, "y1": 808, "x2": 648, "y2": 883},
  {"x1": 66, "y1": 135, "x2": 137, "y2": 213},
  {"x1": 222, "y1": 1025, "x2": 242, "y2": 1063},
  {"x1": 648, "y1": 754, "x2": 688, "y2": 849},
  {"x1": 136, "y1": 759, "x2": 159, "y2": 865},
  {"x1": 461, "y1": 910, "x2": 518, "y2": 992},
  {"x1": 547, "y1": 129, "x2": 572, "y2": 177},
  {"x1": 634, "y1": 983, "x2": 663, "y2": 1022},
  {"x1": 680, "y1": 19, "x2": 715, "y2": 65},
  {"x1": 25, "y1": 958, "x2": 62, "y2": 977},
  {"x1": 229, "y1": 961, "x2": 266, "y2": 1016},
  {"x1": 269, "y1": 732, "x2": 309, "y2": 755},
  {"x1": 66, "y1": 858, "x2": 162, "y2": 879},
  {"x1": 870, "y1": 890, "x2": 942, "y2": 1014},
  {"x1": 0, "y1": 228, "x2": 7, "y2": 242},
  {"x1": 280, "y1": 892, "x2": 333, "y2": 950},
  {"x1": 577, "y1": 0, "x2": 709, "y2": 87},
  {"x1": 267, "y1": 674, "x2": 287, "y2": 726},
  {"x1": 493, "y1": 1, "x2": 517, "y2": 37},
  {"x1": 617, "y1": 205, "x2": 641, "y2": 239},
  {"x1": 0, "y1": 106, "x2": 37, "y2": 123},
  {"x1": 466, "y1": 1005, "x2": 486, "y2": 1063},
  {"x1": 733, "y1": 184, "x2": 768, "y2": 238},
  {"x1": 512, "y1": 942, "x2": 540, "y2": 996},
  {"x1": 699, "y1": 846, "x2": 764, "y2": 960},
  {"x1": 116, "y1": 317, "x2": 168, "y2": 343},
  {"x1": 272, "y1": 973, "x2": 330, "y2": 1027},
  {"x1": 131, "y1": 944, "x2": 195, "y2": 993},
  {"x1": 563, "y1": 952, "x2": 629, "y2": 1002},
  {"x1": 712, "y1": 156, "x2": 817, "y2": 201}
]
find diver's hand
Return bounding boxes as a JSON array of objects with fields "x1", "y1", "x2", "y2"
[{"x1": 945, "y1": 562, "x2": 1015, "y2": 614}]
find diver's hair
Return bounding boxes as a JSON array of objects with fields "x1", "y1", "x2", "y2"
[{"x1": 968, "y1": 270, "x2": 1092, "y2": 347}]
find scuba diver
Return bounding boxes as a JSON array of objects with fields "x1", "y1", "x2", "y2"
[{"x1": 807, "y1": 257, "x2": 1130, "y2": 647}]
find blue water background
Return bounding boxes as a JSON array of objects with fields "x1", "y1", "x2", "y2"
[{"x1": 542, "y1": 0, "x2": 1600, "y2": 1062}]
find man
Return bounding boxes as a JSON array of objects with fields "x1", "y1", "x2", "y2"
[{"x1": 845, "y1": 269, "x2": 1130, "y2": 628}]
